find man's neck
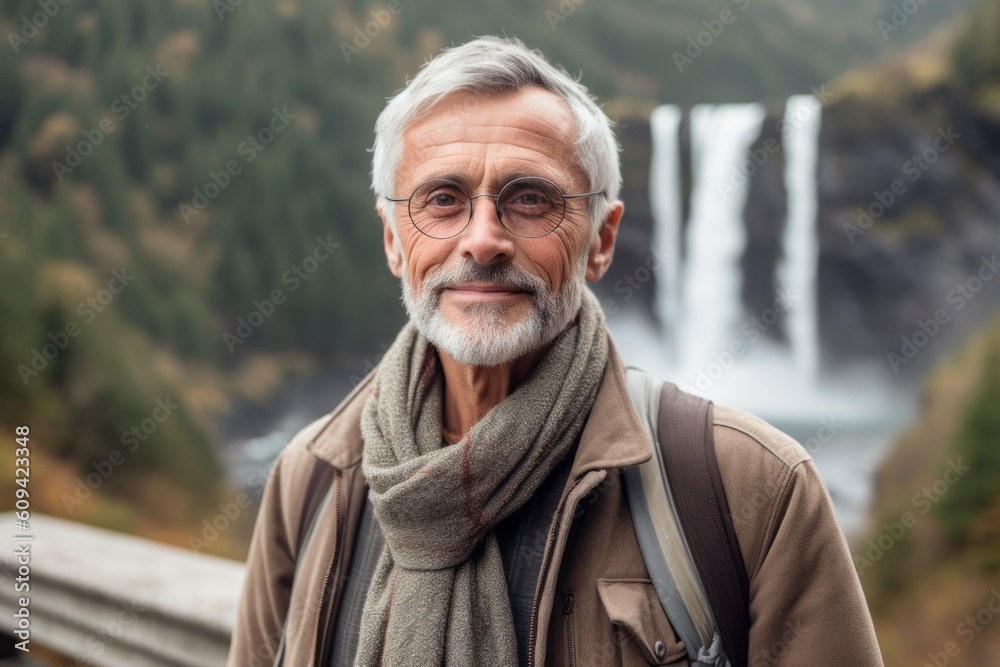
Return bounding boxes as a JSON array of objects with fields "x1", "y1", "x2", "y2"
[{"x1": 438, "y1": 341, "x2": 554, "y2": 444}]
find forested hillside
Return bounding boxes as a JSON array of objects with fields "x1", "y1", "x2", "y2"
[
  {"x1": 852, "y1": 5, "x2": 1000, "y2": 659},
  {"x1": 859, "y1": 317, "x2": 1000, "y2": 663},
  {"x1": 953, "y1": 0, "x2": 1000, "y2": 107},
  {"x1": 0, "y1": 0, "x2": 976, "y2": 543}
]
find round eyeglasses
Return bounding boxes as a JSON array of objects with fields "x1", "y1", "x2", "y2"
[{"x1": 385, "y1": 176, "x2": 606, "y2": 239}]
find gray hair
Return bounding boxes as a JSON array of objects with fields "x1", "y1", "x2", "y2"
[{"x1": 370, "y1": 36, "x2": 621, "y2": 238}]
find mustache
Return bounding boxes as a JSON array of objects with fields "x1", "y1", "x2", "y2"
[{"x1": 425, "y1": 260, "x2": 548, "y2": 296}]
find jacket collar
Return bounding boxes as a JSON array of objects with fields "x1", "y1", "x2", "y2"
[
  {"x1": 569, "y1": 335, "x2": 653, "y2": 476},
  {"x1": 305, "y1": 330, "x2": 653, "y2": 475}
]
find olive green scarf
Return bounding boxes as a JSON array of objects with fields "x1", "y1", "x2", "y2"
[{"x1": 355, "y1": 288, "x2": 609, "y2": 666}]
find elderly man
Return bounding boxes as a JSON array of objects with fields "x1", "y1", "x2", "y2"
[{"x1": 228, "y1": 36, "x2": 882, "y2": 667}]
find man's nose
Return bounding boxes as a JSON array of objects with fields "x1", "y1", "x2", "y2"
[{"x1": 456, "y1": 196, "x2": 517, "y2": 266}]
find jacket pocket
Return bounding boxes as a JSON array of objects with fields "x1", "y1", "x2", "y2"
[{"x1": 597, "y1": 579, "x2": 688, "y2": 666}]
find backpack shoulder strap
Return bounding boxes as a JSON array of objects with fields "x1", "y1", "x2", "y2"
[
  {"x1": 623, "y1": 369, "x2": 715, "y2": 662},
  {"x1": 657, "y1": 380, "x2": 750, "y2": 667}
]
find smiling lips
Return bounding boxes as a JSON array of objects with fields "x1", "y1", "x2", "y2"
[{"x1": 443, "y1": 283, "x2": 530, "y2": 303}]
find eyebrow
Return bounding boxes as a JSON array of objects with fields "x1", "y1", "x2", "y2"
[{"x1": 426, "y1": 171, "x2": 560, "y2": 193}]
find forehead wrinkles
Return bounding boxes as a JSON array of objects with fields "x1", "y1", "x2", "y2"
[
  {"x1": 407, "y1": 138, "x2": 573, "y2": 182},
  {"x1": 408, "y1": 118, "x2": 574, "y2": 161},
  {"x1": 400, "y1": 115, "x2": 583, "y2": 191},
  {"x1": 414, "y1": 102, "x2": 574, "y2": 140},
  {"x1": 412, "y1": 122, "x2": 574, "y2": 156}
]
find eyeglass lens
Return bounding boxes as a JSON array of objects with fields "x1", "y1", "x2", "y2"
[{"x1": 408, "y1": 178, "x2": 566, "y2": 239}]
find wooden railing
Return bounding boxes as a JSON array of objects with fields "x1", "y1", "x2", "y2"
[{"x1": 0, "y1": 513, "x2": 243, "y2": 667}]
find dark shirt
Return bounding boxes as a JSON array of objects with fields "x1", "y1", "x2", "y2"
[{"x1": 328, "y1": 447, "x2": 576, "y2": 667}]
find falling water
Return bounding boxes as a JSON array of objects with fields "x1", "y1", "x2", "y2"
[
  {"x1": 678, "y1": 103, "x2": 767, "y2": 379},
  {"x1": 649, "y1": 104, "x2": 683, "y2": 364},
  {"x1": 779, "y1": 94, "x2": 823, "y2": 384},
  {"x1": 621, "y1": 96, "x2": 910, "y2": 536}
]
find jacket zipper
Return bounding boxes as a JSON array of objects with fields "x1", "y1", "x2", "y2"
[
  {"x1": 563, "y1": 594, "x2": 577, "y2": 667},
  {"x1": 526, "y1": 478, "x2": 578, "y2": 667},
  {"x1": 313, "y1": 469, "x2": 342, "y2": 666}
]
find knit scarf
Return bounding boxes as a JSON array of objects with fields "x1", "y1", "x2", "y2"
[{"x1": 355, "y1": 288, "x2": 609, "y2": 666}]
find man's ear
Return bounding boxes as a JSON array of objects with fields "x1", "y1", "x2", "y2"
[
  {"x1": 585, "y1": 200, "x2": 624, "y2": 283},
  {"x1": 378, "y1": 201, "x2": 404, "y2": 279}
]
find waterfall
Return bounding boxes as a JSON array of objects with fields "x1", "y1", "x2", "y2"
[
  {"x1": 624, "y1": 96, "x2": 908, "y2": 537},
  {"x1": 779, "y1": 94, "x2": 823, "y2": 384},
  {"x1": 677, "y1": 103, "x2": 766, "y2": 380},
  {"x1": 649, "y1": 104, "x2": 683, "y2": 364},
  {"x1": 644, "y1": 99, "x2": 823, "y2": 395}
]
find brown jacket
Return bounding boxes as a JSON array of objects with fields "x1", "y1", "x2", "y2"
[{"x1": 228, "y1": 341, "x2": 884, "y2": 666}]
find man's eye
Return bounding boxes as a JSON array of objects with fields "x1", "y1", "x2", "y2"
[
  {"x1": 432, "y1": 194, "x2": 458, "y2": 207},
  {"x1": 506, "y1": 189, "x2": 553, "y2": 213}
]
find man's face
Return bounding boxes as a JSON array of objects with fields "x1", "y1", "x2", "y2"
[{"x1": 378, "y1": 86, "x2": 621, "y2": 366}]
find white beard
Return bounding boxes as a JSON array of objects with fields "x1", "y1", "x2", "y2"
[{"x1": 400, "y1": 254, "x2": 588, "y2": 367}]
